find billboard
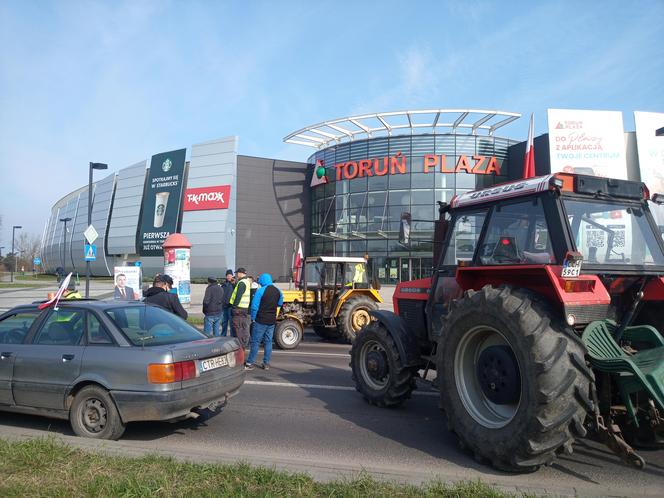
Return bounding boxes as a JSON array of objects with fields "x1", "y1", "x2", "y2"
[
  {"x1": 138, "y1": 148, "x2": 186, "y2": 256},
  {"x1": 547, "y1": 109, "x2": 627, "y2": 179},
  {"x1": 634, "y1": 111, "x2": 664, "y2": 193},
  {"x1": 183, "y1": 185, "x2": 231, "y2": 211}
]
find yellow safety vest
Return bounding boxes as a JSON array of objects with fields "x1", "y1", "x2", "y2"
[
  {"x1": 230, "y1": 278, "x2": 251, "y2": 309},
  {"x1": 353, "y1": 264, "x2": 366, "y2": 283}
]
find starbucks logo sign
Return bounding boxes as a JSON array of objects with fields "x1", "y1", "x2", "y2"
[{"x1": 162, "y1": 158, "x2": 172, "y2": 172}]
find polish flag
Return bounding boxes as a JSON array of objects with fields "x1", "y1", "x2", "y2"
[
  {"x1": 39, "y1": 272, "x2": 72, "y2": 310},
  {"x1": 523, "y1": 113, "x2": 536, "y2": 178},
  {"x1": 293, "y1": 241, "x2": 304, "y2": 286}
]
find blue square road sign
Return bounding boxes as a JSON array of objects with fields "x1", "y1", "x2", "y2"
[{"x1": 84, "y1": 244, "x2": 97, "y2": 261}]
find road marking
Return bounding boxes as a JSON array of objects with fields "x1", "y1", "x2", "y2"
[
  {"x1": 270, "y1": 351, "x2": 349, "y2": 358},
  {"x1": 244, "y1": 380, "x2": 438, "y2": 397}
]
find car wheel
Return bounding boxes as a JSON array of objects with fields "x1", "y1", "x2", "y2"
[{"x1": 69, "y1": 385, "x2": 126, "y2": 440}]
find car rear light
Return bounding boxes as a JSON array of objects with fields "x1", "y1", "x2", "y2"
[
  {"x1": 234, "y1": 348, "x2": 244, "y2": 366},
  {"x1": 562, "y1": 279, "x2": 595, "y2": 293},
  {"x1": 148, "y1": 360, "x2": 198, "y2": 384}
]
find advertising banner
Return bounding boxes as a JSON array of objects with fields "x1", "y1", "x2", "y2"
[
  {"x1": 113, "y1": 266, "x2": 142, "y2": 300},
  {"x1": 183, "y1": 185, "x2": 231, "y2": 211},
  {"x1": 138, "y1": 148, "x2": 186, "y2": 256},
  {"x1": 164, "y1": 247, "x2": 191, "y2": 304},
  {"x1": 547, "y1": 109, "x2": 627, "y2": 179},
  {"x1": 634, "y1": 111, "x2": 664, "y2": 193}
]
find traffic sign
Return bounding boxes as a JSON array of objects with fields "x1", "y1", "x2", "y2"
[
  {"x1": 84, "y1": 244, "x2": 97, "y2": 261},
  {"x1": 33, "y1": 257, "x2": 41, "y2": 266},
  {"x1": 84, "y1": 225, "x2": 99, "y2": 245}
]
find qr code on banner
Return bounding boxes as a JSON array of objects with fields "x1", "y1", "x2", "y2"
[
  {"x1": 586, "y1": 229, "x2": 606, "y2": 248},
  {"x1": 611, "y1": 225, "x2": 626, "y2": 248}
]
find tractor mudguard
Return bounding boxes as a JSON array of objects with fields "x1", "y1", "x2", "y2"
[{"x1": 369, "y1": 310, "x2": 422, "y2": 368}]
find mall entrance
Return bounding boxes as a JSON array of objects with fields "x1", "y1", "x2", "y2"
[{"x1": 371, "y1": 257, "x2": 434, "y2": 285}]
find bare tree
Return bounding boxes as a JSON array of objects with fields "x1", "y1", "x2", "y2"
[{"x1": 15, "y1": 232, "x2": 42, "y2": 272}]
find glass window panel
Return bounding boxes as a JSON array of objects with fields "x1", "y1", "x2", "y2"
[
  {"x1": 443, "y1": 210, "x2": 488, "y2": 266},
  {"x1": 367, "y1": 191, "x2": 386, "y2": 208},
  {"x1": 411, "y1": 189, "x2": 434, "y2": 205},
  {"x1": 388, "y1": 171, "x2": 410, "y2": 189},
  {"x1": 350, "y1": 240, "x2": 367, "y2": 253},
  {"x1": 349, "y1": 176, "x2": 368, "y2": 193},
  {"x1": 0, "y1": 311, "x2": 40, "y2": 344},
  {"x1": 388, "y1": 190, "x2": 410, "y2": 206},
  {"x1": 435, "y1": 134, "x2": 455, "y2": 155},
  {"x1": 411, "y1": 172, "x2": 435, "y2": 189},
  {"x1": 368, "y1": 175, "x2": 388, "y2": 191},
  {"x1": 349, "y1": 140, "x2": 369, "y2": 160},
  {"x1": 368, "y1": 137, "x2": 389, "y2": 156},
  {"x1": 35, "y1": 310, "x2": 85, "y2": 346},
  {"x1": 367, "y1": 239, "x2": 388, "y2": 253},
  {"x1": 456, "y1": 135, "x2": 476, "y2": 156},
  {"x1": 435, "y1": 172, "x2": 455, "y2": 189},
  {"x1": 335, "y1": 144, "x2": 350, "y2": 162},
  {"x1": 87, "y1": 313, "x2": 114, "y2": 345},
  {"x1": 479, "y1": 199, "x2": 555, "y2": 266},
  {"x1": 411, "y1": 135, "x2": 435, "y2": 155},
  {"x1": 455, "y1": 173, "x2": 476, "y2": 190}
]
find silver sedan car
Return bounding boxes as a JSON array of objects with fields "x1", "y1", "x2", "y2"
[{"x1": 0, "y1": 300, "x2": 245, "y2": 439}]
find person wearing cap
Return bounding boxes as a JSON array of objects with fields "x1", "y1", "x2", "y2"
[
  {"x1": 229, "y1": 267, "x2": 251, "y2": 347},
  {"x1": 220, "y1": 269, "x2": 235, "y2": 337},
  {"x1": 202, "y1": 276, "x2": 224, "y2": 336},
  {"x1": 143, "y1": 274, "x2": 188, "y2": 320}
]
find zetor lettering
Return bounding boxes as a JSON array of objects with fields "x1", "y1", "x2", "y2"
[{"x1": 334, "y1": 153, "x2": 501, "y2": 181}]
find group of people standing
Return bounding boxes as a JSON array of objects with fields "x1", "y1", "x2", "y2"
[{"x1": 203, "y1": 267, "x2": 283, "y2": 371}]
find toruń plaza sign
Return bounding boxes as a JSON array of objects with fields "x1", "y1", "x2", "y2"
[{"x1": 329, "y1": 153, "x2": 502, "y2": 182}]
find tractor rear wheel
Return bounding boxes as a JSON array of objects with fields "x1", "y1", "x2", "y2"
[
  {"x1": 439, "y1": 285, "x2": 593, "y2": 472},
  {"x1": 351, "y1": 321, "x2": 416, "y2": 407},
  {"x1": 337, "y1": 296, "x2": 377, "y2": 343}
]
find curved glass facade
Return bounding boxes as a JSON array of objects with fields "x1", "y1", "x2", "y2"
[{"x1": 308, "y1": 133, "x2": 518, "y2": 283}]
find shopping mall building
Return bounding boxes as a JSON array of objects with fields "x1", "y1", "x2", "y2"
[{"x1": 40, "y1": 108, "x2": 658, "y2": 283}]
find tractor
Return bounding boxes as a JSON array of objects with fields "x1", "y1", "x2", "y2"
[
  {"x1": 350, "y1": 173, "x2": 664, "y2": 471},
  {"x1": 273, "y1": 256, "x2": 382, "y2": 349}
]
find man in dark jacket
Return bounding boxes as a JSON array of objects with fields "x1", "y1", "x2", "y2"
[
  {"x1": 220, "y1": 269, "x2": 235, "y2": 336},
  {"x1": 245, "y1": 273, "x2": 283, "y2": 370},
  {"x1": 143, "y1": 274, "x2": 188, "y2": 320},
  {"x1": 202, "y1": 276, "x2": 224, "y2": 336}
]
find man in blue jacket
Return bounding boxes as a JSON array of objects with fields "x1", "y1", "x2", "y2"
[{"x1": 245, "y1": 273, "x2": 283, "y2": 370}]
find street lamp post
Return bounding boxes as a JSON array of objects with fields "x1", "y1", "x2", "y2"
[
  {"x1": 0, "y1": 246, "x2": 4, "y2": 257},
  {"x1": 10, "y1": 225, "x2": 21, "y2": 283},
  {"x1": 59, "y1": 217, "x2": 72, "y2": 274},
  {"x1": 86, "y1": 162, "x2": 108, "y2": 298}
]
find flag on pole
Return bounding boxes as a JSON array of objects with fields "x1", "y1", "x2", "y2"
[
  {"x1": 293, "y1": 241, "x2": 304, "y2": 286},
  {"x1": 39, "y1": 272, "x2": 72, "y2": 310},
  {"x1": 523, "y1": 113, "x2": 536, "y2": 179}
]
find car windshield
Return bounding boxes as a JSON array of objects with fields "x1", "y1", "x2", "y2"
[
  {"x1": 105, "y1": 305, "x2": 206, "y2": 346},
  {"x1": 564, "y1": 199, "x2": 664, "y2": 266}
]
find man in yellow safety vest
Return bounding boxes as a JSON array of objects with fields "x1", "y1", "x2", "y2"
[{"x1": 229, "y1": 267, "x2": 251, "y2": 347}]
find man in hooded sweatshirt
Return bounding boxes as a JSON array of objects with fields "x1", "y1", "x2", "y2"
[
  {"x1": 245, "y1": 273, "x2": 283, "y2": 370},
  {"x1": 202, "y1": 276, "x2": 224, "y2": 336}
]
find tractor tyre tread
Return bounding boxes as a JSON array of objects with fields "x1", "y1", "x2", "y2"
[
  {"x1": 439, "y1": 285, "x2": 594, "y2": 472},
  {"x1": 337, "y1": 296, "x2": 378, "y2": 343},
  {"x1": 350, "y1": 321, "x2": 416, "y2": 407}
]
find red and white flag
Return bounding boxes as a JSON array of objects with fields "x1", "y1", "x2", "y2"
[
  {"x1": 523, "y1": 113, "x2": 536, "y2": 179},
  {"x1": 39, "y1": 272, "x2": 72, "y2": 310},
  {"x1": 293, "y1": 241, "x2": 304, "y2": 286}
]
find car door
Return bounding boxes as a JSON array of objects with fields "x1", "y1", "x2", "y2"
[
  {"x1": 0, "y1": 310, "x2": 42, "y2": 405},
  {"x1": 12, "y1": 308, "x2": 86, "y2": 410}
]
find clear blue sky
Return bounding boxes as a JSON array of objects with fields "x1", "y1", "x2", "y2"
[{"x1": 1, "y1": 0, "x2": 663, "y2": 247}]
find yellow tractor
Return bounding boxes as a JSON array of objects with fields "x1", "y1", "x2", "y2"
[{"x1": 274, "y1": 256, "x2": 382, "y2": 349}]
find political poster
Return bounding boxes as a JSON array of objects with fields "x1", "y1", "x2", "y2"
[
  {"x1": 113, "y1": 266, "x2": 143, "y2": 301},
  {"x1": 138, "y1": 148, "x2": 187, "y2": 256},
  {"x1": 547, "y1": 109, "x2": 627, "y2": 179}
]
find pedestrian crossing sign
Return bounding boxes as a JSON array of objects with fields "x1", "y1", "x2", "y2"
[{"x1": 84, "y1": 243, "x2": 97, "y2": 261}]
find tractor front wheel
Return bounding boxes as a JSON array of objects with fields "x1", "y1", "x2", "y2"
[
  {"x1": 439, "y1": 285, "x2": 593, "y2": 472},
  {"x1": 350, "y1": 321, "x2": 416, "y2": 407},
  {"x1": 274, "y1": 319, "x2": 303, "y2": 350},
  {"x1": 337, "y1": 296, "x2": 377, "y2": 343}
]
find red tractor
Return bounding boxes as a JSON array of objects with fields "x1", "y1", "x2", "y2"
[{"x1": 350, "y1": 173, "x2": 664, "y2": 471}]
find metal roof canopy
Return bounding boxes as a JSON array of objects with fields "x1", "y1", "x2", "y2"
[{"x1": 284, "y1": 109, "x2": 521, "y2": 149}]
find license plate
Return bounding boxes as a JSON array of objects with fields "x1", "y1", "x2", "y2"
[
  {"x1": 199, "y1": 354, "x2": 228, "y2": 372},
  {"x1": 562, "y1": 259, "x2": 582, "y2": 278}
]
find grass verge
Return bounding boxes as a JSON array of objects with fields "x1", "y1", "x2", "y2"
[{"x1": 0, "y1": 437, "x2": 516, "y2": 497}]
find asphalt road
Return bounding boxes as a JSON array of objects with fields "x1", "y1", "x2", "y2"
[{"x1": 0, "y1": 331, "x2": 663, "y2": 497}]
